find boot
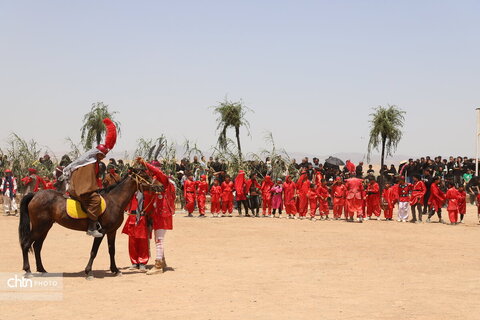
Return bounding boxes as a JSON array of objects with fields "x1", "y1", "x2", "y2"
[
  {"x1": 86, "y1": 220, "x2": 103, "y2": 238},
  {"x1": 146, "y1": 259, "x2": 164, "y2": 275}
]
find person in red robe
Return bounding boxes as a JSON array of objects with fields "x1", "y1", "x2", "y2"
[
  {"x1": 445, "y1": 182, "x2": 461, "y2": 224},
  {"x1": 331, "y1": 177, "x2": 346, "y2": 220},
  {"x1": 235, "y1": 170, "x2": 250, "y2": 216},
  {"x1": 122, "y1": 191, "x2": 150, "y2": 271},
  {"x1": 458, "y1": 185, "x2": 467, "y2": 223},
  {"x1": 409, "y1": 175, "x2": 426, "y2": 223},
  {"x1": 283, "y1": 175, "x2": 297, "y2": 219},
  {"x1": 246, "y1": 173, "x2": 261, "y2": 217},
  {"x1": 221, "y1": 175, "x2": 234, "y2": 216},
  {"x1": 345, "y1": 160, "x2": 356, "y2": 175},
  {"x1": 261, "y1": 175, "x2": 274, "y2": 216},
  {"x1": 427, "y1": 177, "x2": 445, "y2": 223},
  {"x1": 307, "y1": 184, "x2": 318, "y2": 220},
  {"x1": 138, "y1": 158, "x2": 176, "y2": 275},
  {"x1": 365, "y1": 177, "x2": 381, "y2": 220},
  {"x1": 316, "y1": 179, "x2": 330, "y2": 220},
  {"x1": 382, "y1": 182, "x2": 395, "y2": 221},
  {"x1": 296, "y1": 171, "x2": 310, "y2": 219},
  {"x1": 21, "y1": 168, "x2": 47, "y2": 194},
  {"x1": 345, "y1": 175, "x2": 365, "y2": 222},
  {"x1": 210, "y1": 179, "x2": 222, "y2": 217},
  {"x1": 183, "y1": 174, "x2": 197, "y2": 217},
  {"x1": 196, "y1": 174, "x2": 208, "y2": 217}
]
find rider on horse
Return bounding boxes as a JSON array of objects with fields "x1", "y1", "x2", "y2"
[{"x1": 61, "y1": 118, "x2": 117, "y2": 237}]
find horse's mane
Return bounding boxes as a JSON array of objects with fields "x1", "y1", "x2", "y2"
[{"x1": 98, "y1": 175, "x2": 129, "y2": 195}]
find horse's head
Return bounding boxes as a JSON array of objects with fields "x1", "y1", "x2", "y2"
[{"x1": 128, "y1": 167, "x2": 163, "y2": 192}]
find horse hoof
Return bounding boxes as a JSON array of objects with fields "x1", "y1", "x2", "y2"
[
  {"x1": 113, "y1": 271, "x2": 122, "y2": 277},
  {"x1": 24, "y1": 272, "x2": 33, "y2": 278},
  {"x1": 86, "y1": 275, "x2": 94, "y2": 281}
]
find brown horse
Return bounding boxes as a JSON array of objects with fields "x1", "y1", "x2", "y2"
[{"x1": 19, "y1": 170, "x2": 151, "y2": 279}]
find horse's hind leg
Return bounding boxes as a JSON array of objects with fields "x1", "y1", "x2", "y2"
[
  {"x1": 22, "y1": 242, "x2": 33, "y2": 276},
  {"x1": 32, "y1": 222, "x2": 54, "y2": 273},
  {"x1": 107, "y1": 231, "x2": 120, "y2": 276},
  {"x1": 85, "y1": 235, "x2": 104, "y2": 279}
]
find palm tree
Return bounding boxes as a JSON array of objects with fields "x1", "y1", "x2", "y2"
[
  {"x1": 80, "y1": 102, "x2": 121, "y2": 150},
  {"x1": 367, "y1": 105, "x2": 406, "y2": 174},
  {"x1": 212, "y1": 98, "x2": 251, "y2": 160}
]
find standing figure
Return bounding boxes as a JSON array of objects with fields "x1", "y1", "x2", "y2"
[
  {"x1": 139, "y1": 158, "x2": 176, "y2": 275},
  {"x1": 307, "y1": 184, "x2": 318, "y2": 220},
  {"x1": 196, "y1": 175, "x2": 208, "y2": 217},
  {"x1": 331, "y1": 177, "x2": 346, "y2": 220},
  {"x1": 1, "y1": 169, "x2": 17, "y2": 216},
  {"x1": 296, "y1": 171, "x2": 310, "y2": 218},
  {"x1": 221, "y1": 175, "x2": 234, "y2": 216},
  {"x1": 316, "y1": 179, "x2": 330, "y2": 220},
  {"x1": 365, "y1": 177, "x2": 381, "y2": 220},
  {"x1": 235, "y1": 170, "x2": 249, "y2": 216},
  {"x1": 261, "y1": 175, "x2": 274, "y2": 216},
  {"x1": 445, "y1": 182, "x2": 460, "y2": 225},
  {"x1": 458, "y1": 185, "x2": 467, "y2": 223},
  {"x1": 395, "y1": 176, "x2": 412, "y2": 222},
  {"x1": 382, "y1": 182, "x2": 395, "y2": 221},
  {"x1": 283, "y1": 175, "x2": 297, "y2": 219},
  {"x1": 210, "y1": 179, "x2": 222, "y2": 217},
  {"x1": 271, "y1": 178, "x2": 283, "y2": 218},
  {"x1": 246, "y1": 173, "x2": 261, "y2": 217},
  {"x1": 410, "y1": 175, "x2": 426, "y2": 223},
  {"x1": 183, "y1": 174, "x2": 197, "y2": 217},
  {"x1": 427, "y1": 177, "x2": 446, "y2": 223},
  {"x1": 345, "y1": 175, "x2": 365, "y2": 222},
  {"x1": 122, "y1": 191, "x2": 150, "y2": 271}
]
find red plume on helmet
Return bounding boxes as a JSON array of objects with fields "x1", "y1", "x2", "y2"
[{"x1": 96, "y1": 118, "x2": 117, "y2": 154}]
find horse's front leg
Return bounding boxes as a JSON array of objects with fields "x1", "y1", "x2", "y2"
[
  {"x1": 107, "y1": 231, "x2": 121, "y2": 276},
  {"x1": 85, "y1": 235, "x2": 104, "y2": 280}
]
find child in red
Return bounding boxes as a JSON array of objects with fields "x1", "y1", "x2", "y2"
[
  {"x1": 382, "y1": 182, "x2": 395, "y2": 221},
  {"x1": 221, "y1": 175, "x2": 234, "y2": 216},
  {"x1": 316, "y1": 179, "x2": 330, "y2": 220},
  {"x1": 261, "y1": 175, "x2": 274, "y2": 216},
  {"x1": 307, "y1": 184, "x2": 318, "y2": 220},
  {"x1": 366, "y1": 177, "x2": 381, "y2": 220},
  {"x1": 210, "y1": 179, "x2": 222, "y2": 217},
  {"x1": 122, "y1": 191, "x2": 150, "y2": 271},
  {"x1": 196, "y1": 175, "x2": 208, "y2": 217},
  {"x1": 458, "y1": 185, "x2": 467, "y2": 223},
  {"x1": 331, "y1": 177, "x2": 346, "y2": 220},
  {"x1": 445, "y1": 182, "x2": 460, "y2": 224}
]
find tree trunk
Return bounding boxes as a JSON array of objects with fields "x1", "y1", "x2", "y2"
[
  {"x1": 379, "y1": 136, "x2": 387, "y2": 190},
  {"x1": 235, "y1": 126, "x2": 242, "y2": 160},
  {"x1": 96, "y1": 131, "x2": 102, "y2": 146}
]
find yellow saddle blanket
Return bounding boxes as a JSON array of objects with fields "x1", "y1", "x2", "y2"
[{"x1": 66, "y1": 197, "x2": 107, "y2": 219}]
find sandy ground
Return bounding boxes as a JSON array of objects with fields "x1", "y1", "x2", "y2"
[{"x1": 1, "y1": 204, "x2": 480, "y2": 320}]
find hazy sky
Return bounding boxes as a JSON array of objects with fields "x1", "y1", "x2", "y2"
[{"x1": 1, "y1": 0, "x2": 479, "y2": 160}]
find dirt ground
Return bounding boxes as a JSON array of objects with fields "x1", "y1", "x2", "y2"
[{"x1": 1, "y1": 204, "x2": 480, "y2": 320}]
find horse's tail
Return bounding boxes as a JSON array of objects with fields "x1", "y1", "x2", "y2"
[{"x1": 19, "y1": 193, "x2": 34, "y2": 252}]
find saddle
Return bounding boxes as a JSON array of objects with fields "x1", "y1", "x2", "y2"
[{"x1": 66, "y1": 196, "x2": 107, "y2": 219}]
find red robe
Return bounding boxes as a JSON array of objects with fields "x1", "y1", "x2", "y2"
[
  {"x1": 366, "y1": 181, "x2": 381, "y2": 217},
  {"x1": 428, "y1": 183, "x2": 445, "y2": 212},
  {"x1": 121, "y1": 194, "x2": 149, "y2": 265},
  {"x1": 184, "y1": 179, "x2": 197, "y2": 214},
  {"x1": 221, "y1": 181, "x2": 234, "y2": 213},
  {"x1": 196, "y1": 175, "x2": 208, "y2": 215},
  {"x1": 458, "y1": 191, "x2": 467, "y2": 215},
  {"x1": 345, "y1": 177, "x2": 364, "y2": 217},
  {"x1": 210, "y1": 185, "x2": 222, "y2": 213},
  {"x1": 235, "y1": 171, "x2": 247, "y2": 201},
  {"x1": 316, "y1": 184, "x2": 329, "y2": 216},
  {"x1": 410, "y1": 181, "x2": 426, "y2": 206},
  {"x1": 283, "y1": 176, "x2": 297, "y2": 215},
  {"x1": 331, "y1": 183, "x2": 346, "y2": 218},
  {"x1": 261, "y1": 176, "x2": 274, "y2": 215},
  {"x1": 296, "y1": 173, "x2": 310, "y2": 216},
  {"x1": 446, "y1": 187, "x2": 461, "y2": 223},
  {"x1": 307, "y1": 189, "x2": 318, "y2": 217},
  {"x1": 382, "y1": 187, "x2": 395, "y2": 219},
  {"x1": 145, "y1": 162, "x2": 175, "y2": 230}
]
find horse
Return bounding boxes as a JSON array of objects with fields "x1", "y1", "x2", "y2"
[{"x1": 18, "y1": 169, "x2": 152, "y2": 279}]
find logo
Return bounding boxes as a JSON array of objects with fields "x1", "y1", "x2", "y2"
[{"x1": 0, "y1": 273, "x2": 63, "y2": 301}]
